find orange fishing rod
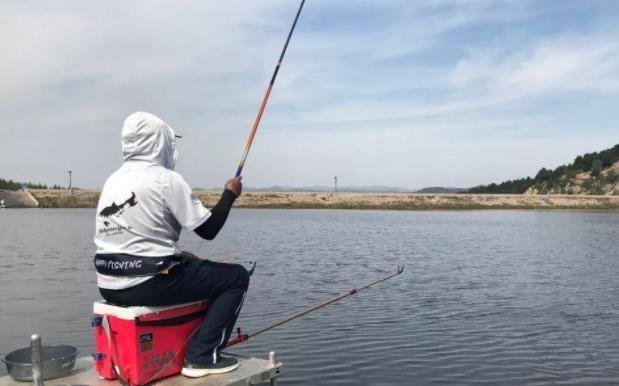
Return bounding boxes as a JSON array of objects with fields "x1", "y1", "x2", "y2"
[
  {"x1": 235, "y1": 0, "x2": 306, "y2": 177},
  {"x1": 226, "y1": 265, "x2": 405, "y2": 347}
]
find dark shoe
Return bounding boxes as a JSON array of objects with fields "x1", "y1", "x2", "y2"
[{"x1": 181, "y1": 357, "x2": 240, "y2": 378}]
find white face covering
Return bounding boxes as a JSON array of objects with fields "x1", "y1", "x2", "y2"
[
  {"x1": 121, "y1": 112, "x2": 180, "y2": 170},
  {"x1": 165, "y1": 125, "x2": 180, "y2": 170}
]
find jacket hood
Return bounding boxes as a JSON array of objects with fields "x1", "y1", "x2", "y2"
[{"x1": 121, "y1": 112, "x2": 179, "y2": 169}]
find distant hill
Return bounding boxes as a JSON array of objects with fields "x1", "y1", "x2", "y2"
[
  {"x1": 468, "y1": 143, "x2": 619, "y2": 195},
  {"x1": 415, "y1": 187, "x2": 465, "y2": 194}
]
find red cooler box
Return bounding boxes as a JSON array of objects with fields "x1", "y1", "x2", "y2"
[{"x1": 92, "y1": 300, "x2": 207, "y2": 386}]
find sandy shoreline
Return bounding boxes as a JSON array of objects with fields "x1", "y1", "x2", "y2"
[{"x1": 26, "y1": 189, "x2": 619, "y2": 210}]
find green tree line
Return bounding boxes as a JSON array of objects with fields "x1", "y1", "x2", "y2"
[
  {"x1": 467, "y1": 143, "x2": 619, "y2": 194},
  {"x1": 0, "y1": 178, "x2": 63, "y2": 191}
]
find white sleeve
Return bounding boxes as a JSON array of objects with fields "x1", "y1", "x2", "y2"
[{"x1": 163, "y1": 172, "x2": 211, "y2": 231}]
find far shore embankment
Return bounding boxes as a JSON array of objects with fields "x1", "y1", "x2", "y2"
[
  {"x1": 0, "y1": 189, "x2": 39, "y2": 208},
  {"x1": 28, "y1": 189, "x2": 619, "y2": 210}
]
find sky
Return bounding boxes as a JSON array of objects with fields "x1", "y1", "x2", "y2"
[{"x1": 1, "y1": 0, "x2": 618, "y2": 190}]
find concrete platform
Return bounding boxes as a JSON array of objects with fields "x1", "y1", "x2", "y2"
[
  {"x1": 0, "y1": 353, "x2": 282, "y2": 386},
  {"x1": 0, "y1": 190, "x2": 38, "y2": 208}
]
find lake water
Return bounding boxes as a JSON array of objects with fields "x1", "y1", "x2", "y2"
[{"x1": 1, "y1": 209, "x2": 618, "y2": 385}]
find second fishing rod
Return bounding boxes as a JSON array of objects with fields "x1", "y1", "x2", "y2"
[{"x1": 226, "y1": 265, "x2": 405, "y2": 348}]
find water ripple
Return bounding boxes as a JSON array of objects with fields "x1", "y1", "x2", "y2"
[{"x1": 1, "y1": 209, "x2": 619, "y2": 385}]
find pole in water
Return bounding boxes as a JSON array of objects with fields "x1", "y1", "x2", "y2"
[
  {"x1": 30, "y1": 334, "x2": 44, "y2": 386},
  {"x1": 226, "y1": 265, "x2": 404, "y2": 347},
  {"x1": 235, "y1": 0, "x2": 306, "y2": 177}
]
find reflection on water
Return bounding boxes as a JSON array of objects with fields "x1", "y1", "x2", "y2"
[{"x1": 1, "y1": 209, "x2": 618, "y2": 385}]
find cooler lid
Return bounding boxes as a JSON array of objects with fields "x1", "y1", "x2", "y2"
[{"x1": 93, "y1": 300, "x2": 207, "y2": 320}]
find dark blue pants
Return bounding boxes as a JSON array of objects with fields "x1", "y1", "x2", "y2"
[{"x1": 99, "y1": 259, "x2": 249, "y2": 365}]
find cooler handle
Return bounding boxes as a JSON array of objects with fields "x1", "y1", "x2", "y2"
[{"x1": 136, "y1": 309, "x2": 207, "y2": 327}]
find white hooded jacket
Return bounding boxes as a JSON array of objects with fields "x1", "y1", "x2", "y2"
[{"x1": 94, "y1": 112, "x2": 210, "y2": 290}]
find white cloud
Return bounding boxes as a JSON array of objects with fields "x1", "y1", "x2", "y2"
[
  {"x1": 450, "y1": 33, "x2": 619, "y2": 97},
  {"x1": 0, "y1": 0, "x2": 617, "y2": 189}
]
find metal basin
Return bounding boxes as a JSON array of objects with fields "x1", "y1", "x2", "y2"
[{"x1": 2, "y1": 345, "x2": 78, "y2": 381}]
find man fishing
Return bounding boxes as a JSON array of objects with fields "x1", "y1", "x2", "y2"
[{"x1": 94, "y1": 111, "x2": 247, "y2": 377}]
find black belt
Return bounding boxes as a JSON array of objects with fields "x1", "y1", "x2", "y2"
[{"x1": 94, "y1": 253, "x2": 182, "y2": 277}]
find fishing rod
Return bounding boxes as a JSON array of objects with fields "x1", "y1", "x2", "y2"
[
  {"x1": 226, "y1": 265, "x2": 405, "y2": 348},
  {"x1": 234, "y1": 0, "x2": 306, "y2": 177}
]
